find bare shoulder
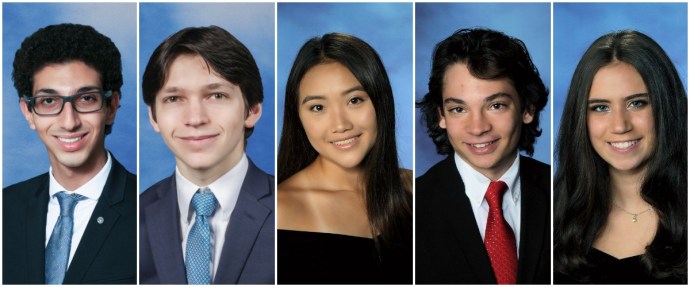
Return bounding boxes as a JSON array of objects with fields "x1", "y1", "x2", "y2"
[
  {"x1": 400, "y1": 168, "x2": 413, "y2": 194},
  {"x1": 277, "y1": 170, "x2": 315, "y2": 229}
]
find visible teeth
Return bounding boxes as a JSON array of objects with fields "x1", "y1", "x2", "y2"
[
  {"x1": 611, "y1": 140, "x2": 637, "y2": 149},
  {"x1": 333, "y1": 137, "x2": 357, "y2": 146},
  {"x1": 58, "y1": 137, "x2": 81, "y2": 143},
  {"x1": 471, "y1": 141, "x2": 493, "y2": 148}
]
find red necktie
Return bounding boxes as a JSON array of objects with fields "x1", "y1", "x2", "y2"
[{"x1": 484, "y1": 181, "x2": 518, "y2": 284}]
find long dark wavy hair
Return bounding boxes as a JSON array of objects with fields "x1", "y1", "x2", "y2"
[
  {"x1": 554, "y1": 30, "x2": 687, "y2": 282},
  {"x1": 278, "y1": 33, "x2": 412, "y2": 247}
]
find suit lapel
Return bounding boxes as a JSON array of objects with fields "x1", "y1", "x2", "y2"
[
  {"x1": 63, "y1": 159, "x2": 126, "y2": 283},
  {"x1": 516, "y1": 156, "x2": 549, "y2": 283},
  {"x1": 26, "y1": 176, "x2": 50, "y2": 284},
  {"x1": 437, "y1": 156, "x2": 497, "y2": 283},
  {"x1": 145, "y1": 175, "x2": 188, "y2": 284},
  {"x1": 213, "y1": 161, "x2": 271, "y2": 284}
]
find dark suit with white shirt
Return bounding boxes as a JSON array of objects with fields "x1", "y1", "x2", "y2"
[
  {"x1": 139, "y1": 158, "x2": 275, "y2": 284},
  {"x1": 416, "y1": 155, "x2": 550, "y2": 284}
]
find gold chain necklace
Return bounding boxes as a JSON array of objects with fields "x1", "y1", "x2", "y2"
[{"x1": 613, "y1": 202, "x2": 652, "y2": 223}]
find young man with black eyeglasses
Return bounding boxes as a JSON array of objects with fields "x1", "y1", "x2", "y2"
[{"x1": 3, "y1": 23, "x2": 136, "y2": 284}]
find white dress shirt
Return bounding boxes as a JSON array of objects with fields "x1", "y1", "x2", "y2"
[
  {"x1": 45, "y1": 151, "x2": 112, "y2": 266},
  {"x1": 455, "y1": 152, "x2": 522, "y2": 253},
  {"x1": 177, "y1": 153, "x2": 248, "y2": 281}
]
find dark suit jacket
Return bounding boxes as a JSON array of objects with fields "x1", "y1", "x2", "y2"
[
  {"x1": 139, "y1": 158, "x2": 275, "y2": 284},
  {"x1": 416, "y1": 155, "x2": 550, "y2": 284},
  {"x1": 3, "y1": 155, "x2": 137, "y2": 284}
]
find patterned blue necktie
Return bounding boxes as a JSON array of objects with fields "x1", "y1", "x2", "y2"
[
  {"x1": 45, "y1": 191, "x2": 86, "y2": 285},
  {"x1": 185, "y1": 188, "x2": 217, "y2": 285}
]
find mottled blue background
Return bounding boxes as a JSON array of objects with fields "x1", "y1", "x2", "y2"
[
  {"x1": 3, "y1": 3, "x2": 137, "y2": 187},
  {"x1": 277, "y1": 2, "x2": 413, "y2": 170},
  {"x1": 139, "y1": 3, "x2": 275, "y2": 191},
  {"x1": 553, "y1": 2, "x2": 688, "y2": 168},
  {"x1": 415, "y1": 2, "x2": 552, "y2": 176}
]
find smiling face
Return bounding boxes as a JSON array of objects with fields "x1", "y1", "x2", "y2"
[
  {"x1": 297, "y1": 61, "x2": 377, "y2": 170},
  {"x1": 20, "y1": 61, "x2": 118, "y2": 176},
  {"x1": 439, "y1": 63, "x2": 533, "y2": 180},
  {"x1": 149, "y1": 54, "x2": 261, "y2": 184},
  {"x1": 587, "y1": 61, "x2": 655, "y2": 175}
]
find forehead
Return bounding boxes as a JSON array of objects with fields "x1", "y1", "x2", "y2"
[
  {"x1": 441, "y1": 62, "x2": 517, "y2": 103},
  {"x1": 589, "y1": 61, "x2": 647, "y2": 99},
  {"x1": 32, "y1": 61, "x2": 102, "y2": 92},
  {"x1": 160, "y1": 54, "x2": 237, "y2": 92},
  {"x1": 298, "y1": 62, "x2": 361, "y2": 97}
]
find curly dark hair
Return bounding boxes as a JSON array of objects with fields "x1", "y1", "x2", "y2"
[
  {"x1": 12, "y1": 23, "x2": 122, "y2": 135},
  {"x1": 417, "y1": 28, "x2": 548, "y2": 156}
]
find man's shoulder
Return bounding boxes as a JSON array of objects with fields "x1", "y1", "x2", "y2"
[
  {"x1": 520, "y1": 156, "x2": 550, "y2": 173},
  {"x1": 417, "y1": 155, "x2": 456, "y2": 185},
  {"x1": 140, "y1": 174, "x2": 174, "y2": 207},
  {"x1": 4, "y1": 172, "x2": 49, "y2": 198}
]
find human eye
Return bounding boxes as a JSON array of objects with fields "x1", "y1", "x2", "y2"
[
  {"x1": 209, "y1": 92, "x2": 228, "y2": 100},
  {"x1": 589, "y1": 104, "x2": 609, "y2": 112},
  {"x1": 309, "y1": 104, "x2": 324, "y2": 112},
  {"x1": 446, "y1": 106, "x2": 465, "y2": 114},
  {"x1": 77, "y1": 92, "x2": 100, "y2": 103},
  {"x1": 627, "y1": 99, "x2": 649, "y2": 110},
  {"x1": 162, "y1": 96, "x2": 180, "y2": 104},
  {"x1": 37, "y1": 96, "x2": 59, "y2": 106},
  {"x1": 348, "y1": 96, "x2": 365, "y2": 105},
  {"x1": 488, "y1": 102, "x2": 507, "y2": 110}
]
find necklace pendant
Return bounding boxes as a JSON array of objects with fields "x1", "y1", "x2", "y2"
[{"x1": 632, "y1": 214, "x2": 638, "y2": 223}]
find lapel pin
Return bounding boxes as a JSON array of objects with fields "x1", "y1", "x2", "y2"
[{"x1": 97, "y1": 217, "x2": 104, "y2": 224}]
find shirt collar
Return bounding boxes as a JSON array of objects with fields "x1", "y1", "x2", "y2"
[
  {"x1": 455, "y1": 152, "x2": 521, "y2": 206},
  {"x1": 177, "y1": 154, "x2": 249, "y2": 224},
  {"x1": 49, "y1": 151, "x2": 112, "y2": 200}
]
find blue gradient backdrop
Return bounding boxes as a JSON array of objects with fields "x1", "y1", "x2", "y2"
[
  {"x1": 277, "y1": 3, "x2": 413, "y2": 170},
  {"x1": 3, "y1": 3, "x2": 137, "y2": 188},
  {"x1": 139, "y1": 3, "x2": 275, "y2": 191},
  {"x1": 415, "y1": 3, "x2": 552, "y2": 176},
  {"x1": 553, "y1": 3, "x2": 688, "y2": 168}
]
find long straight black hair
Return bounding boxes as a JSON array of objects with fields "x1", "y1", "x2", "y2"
[
  {"x1": 278, "y1": 33, "x2": 412, "y2": 247},
  {"x1": 554, "y1": 30, "x2": 687, "y2": 281}
]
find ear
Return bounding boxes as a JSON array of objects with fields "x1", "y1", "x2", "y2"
[
  {"x1": 105, "y1": 91, "x2": 120, "y2": 125},
  {"x1": 522, "y1": 104, "x2": 535, "y2": 124},
  {"x1": 19, "y1": 99, "x2": 37, "y2": 130},
  {"x1": 438, "y1": 107, "x2": 447, "y2": 129},
  {"x1": 244, "y1": 103, "x2": 262, "y2": 128},
  {"x1": 148, "y1": 105, "x2": 160, "y2": 133}
]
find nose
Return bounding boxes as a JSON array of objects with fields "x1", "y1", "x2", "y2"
[
  {"x1": 610, "y1": 107, "x2": 632, "y2": 134},
  {"x1": 185, "y1": 100, "x2": 209, "y2": 127},
  {"x1": 58, "y1": 102, "x2": 81, "y2": 131},
  {"x1": 330, "y1": 105, "x2": 353, "y2": 133},
  {"x1": 467, "y1": 110, "x2": 490, "y2": 136}
]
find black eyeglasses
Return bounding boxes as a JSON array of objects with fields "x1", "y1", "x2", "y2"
[{"x1": 23, "y1": 90, "x2": 113, "y2": 116}]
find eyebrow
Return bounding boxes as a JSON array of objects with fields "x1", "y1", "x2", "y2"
[
  {"x1": 588, "y1": 93, "x2": 649, "y2": 103},
  {"x1": 34, "y1": 86, "x2": 101, "y2": 96},
  {"x1": 442, "y1": 92, "x2": 513, "y2": 105},
  {"x1": 161, "y1": 82, "x2": 232, "y2": 94},
  {"x1": 301, "y1": 85, "x2": 365, "y2": 105}
]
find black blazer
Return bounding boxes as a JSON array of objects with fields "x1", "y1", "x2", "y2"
[
  {"x1": 416, "y1": 155, "x2": 550, "y2": 284},
  {"x1": 3, "y1": 155, "x2": 137, "y2": 284},
  {"x1": 139, "y1": 158, "x2": 275, "y2": 284}
]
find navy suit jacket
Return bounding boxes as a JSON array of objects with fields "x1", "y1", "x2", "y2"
[
  {"x1": 416, "y1": 155, "x2": 551, "y2": 284},
  {"x1": 3, "y1": 155, "x2": 137, "y2": 284},
  {"x1": 139, "y1": 158, "x2": 275, "y2": 284}
]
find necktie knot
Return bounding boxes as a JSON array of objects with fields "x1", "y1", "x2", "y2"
[
  {"x1": 56, "y1": 191, "x2": 86, "y2": 217},
  {"x1": 192, "y1": 188, "x2": 217, "y2": 217},
  {"x1": 485, "y1": 181, "x2": 508, "y2": 209}
]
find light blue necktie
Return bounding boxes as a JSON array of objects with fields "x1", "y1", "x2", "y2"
[
  {"x1": 45, "y1": 191, "x2": 86, "y2": 285},
  {"x1": 185, "y1": 188, "x2": 217, "y2": 285}
]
